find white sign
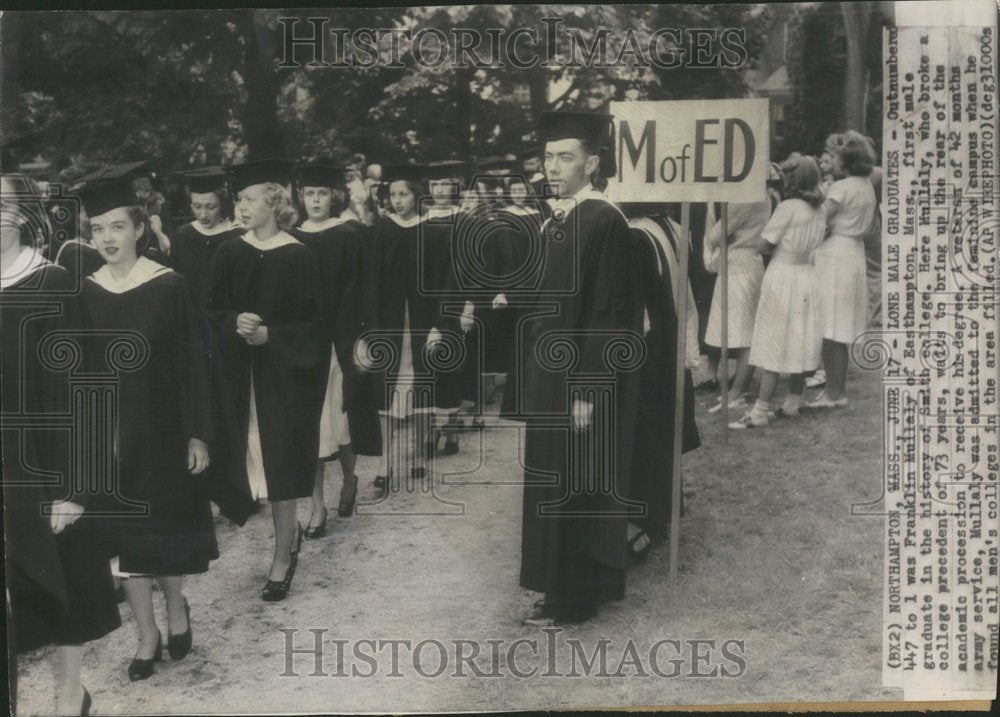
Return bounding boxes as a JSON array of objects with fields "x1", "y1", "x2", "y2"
[{"x1": 606, "y1": 99, "x2": 770, "y2": 204}]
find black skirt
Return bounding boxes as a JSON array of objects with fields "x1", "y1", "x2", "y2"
[
  {"x1": 101, "y1": 491, "x2": 219, "y2": 576},
  {"x1": 8, "y1": 522, "x2": 121, "y2": 653}
]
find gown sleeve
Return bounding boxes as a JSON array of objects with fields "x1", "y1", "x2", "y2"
[
  {"x1": 263, "y1": 249, "x2": 322, "y2": 371},
  {"x1": 176, "y1": 277, "x2": 211, "y2": 443},
  {"x1": 40, "y1": 269, "x2": 89, "y2": 508},
  {"x1": 206, "y1": 240, "x2": 242, "y2": 334},
  {"x1": 578, "y1": 209, "x2": 638, "y2": 377}
]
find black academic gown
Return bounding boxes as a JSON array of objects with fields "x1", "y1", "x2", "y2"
[
  {"x1": 2, "y1": 261, "x2": 121, "y2": 653},
  {"x1": 55, "y1": 238, "x2": 105, "y2": 288},
  {"x1": 171, "y1": 221, "x2": 243, "y2": 310},
  {"x1": 627, "y1": 220, "x2": 701, "y2": 539},
  {"x1": 373, "y1": 215, "x2": 462, "y2": 412},
  {"x1": 290, "y1": 220, "x2": 382, "y2": 456},
  {"x1": 81, "y1": 263, "x2": 218, "y2": 575},
  {"x1": 207, "y1": 234, "x2": 324, "y2": 521},
  {"x1": 490, "y1": 206, "x2": 545, "y2": 419},
  {"x1": 516, "y1": 195, "x2": 642, "y2": 612}
]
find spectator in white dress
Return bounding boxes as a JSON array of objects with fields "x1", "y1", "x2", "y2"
[
  {"x1": 808, "y1": 131, "x2": 877, "y2": 408},
  {"x1": 732, "y1": 156, "x2": 827, "y2": 428},
  {"x1": 703, "y1": 200, "x2": 772, "y2": 417}
]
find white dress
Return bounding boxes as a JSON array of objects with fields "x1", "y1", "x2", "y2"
[
  {"x1": 748, "y1": 199, "x2": 827, "y2": 373},
  {"x1": 704, "y1": 201, "x2": 771, "y2": 349},
  {"x1": 815, "y1": 176, "x2": 875, "y2": 343}
]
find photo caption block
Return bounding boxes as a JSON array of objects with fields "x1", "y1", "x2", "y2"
[{"x1": 881, "y1": 22, "x2": 998, "y2": 700}]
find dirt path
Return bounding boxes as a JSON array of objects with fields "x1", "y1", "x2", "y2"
[{"x1": 15, "y1": 368, "x2": 898, "y2": 714}]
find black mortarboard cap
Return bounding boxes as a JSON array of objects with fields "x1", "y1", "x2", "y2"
[
  {"x1": 516, "y1": 146, "x2": 542, "y2": 161},
  {"x1": 182, "y1": 167, "x2": 229, "y2": 194},
  {"x1": 77, "y1": 177, "x2": 141, "y2": 218},
  {"x1": 227, "y1": 157, "x2": 292, "y2": 193},
  {"x1": 295, "y1": 164, "x2": 341, "y2": 189},
  {"x1": 382, "y1": 164, "x2": 426, "y2": 185},
  {"x1": 475, "y1": 155, "x2": 516, "y2": 172},
  {"x1": 539, "y1": 111, "x2": 613, "y2": 147},
  {"x1": 425, "y1": 160, "x2": 468, "y2": 181},
  {"x1": 74, "y1": 160, "x2": 157, "y2": 187}
]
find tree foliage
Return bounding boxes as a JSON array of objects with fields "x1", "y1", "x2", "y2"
[{"x1": 1, "y1": 4, "x2": 875, "y2": 177}]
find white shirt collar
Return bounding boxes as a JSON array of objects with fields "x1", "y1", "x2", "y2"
[
  {"x1": 0, "y1": 246, "x2": 50, "y2": 289},
  {"x1": 240, "y1": 230, "x2": 301, "y2": 251},
  {"x1": 191, "y1": 219, "x2": 234, "y2": 236},
  {"x1": 547, "y1": 183, "x2": 627, "y2": 223},
  {"x1": 88, "y1": 256, "x2": 171, "y2": 294}
]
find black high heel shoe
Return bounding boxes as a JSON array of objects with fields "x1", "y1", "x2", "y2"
[
  {"x1": 262, "y1": 524, "x2": 304, "y2": 602},
  {"x1": 128, "y1": 632, "x2": 163, "y2": 681},
  {"x1": 338, "y1": 475, "x2": 358, "y2": 517},
  {"x1": 304, "y1": 506, "x2": 328, "y2": 539},
  {"x1": 167, "y1": 598, "x2": 192, "y2": 660}
]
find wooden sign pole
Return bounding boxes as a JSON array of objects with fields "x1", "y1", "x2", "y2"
[
  {"x1": 669, "y1": 201, "x2": 691, "y2": 583},
  {"x1": 719, "y1": 202, "x2": 730, "y2": 442}
]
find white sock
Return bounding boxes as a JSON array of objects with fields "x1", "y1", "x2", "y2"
[{"x1": 783, "y1": 394, "x2": 802, "y2": 412}]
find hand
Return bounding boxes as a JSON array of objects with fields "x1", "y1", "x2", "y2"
[
  {"x1": 188, "y1": 438, "x2": 210, "y2": 474},
  {"x1": 572, "y1": 399, "x2": 593, "y2": 431},
  {"x1": 426, "y1": 327, "x2": 442, "y2": 347},
  {"x1": 244, "y1": 325, "x2": 268, "y2": 346},
  {"x1": 236, "y1": 312, "x2": 263, "y2": 336},
  {"x1": 50, "y1": 500, "x2": 84, "y2": 534},
  {"x1": 492, "y1": 293, "x2": 508, "y2": 309},
  {"x1": 643, "y1": 308, "x2": 651, "y2": 336}
]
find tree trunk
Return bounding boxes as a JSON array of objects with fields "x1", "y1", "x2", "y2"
[
  {"x1": 243, "y1": 9, "x2": 282, "y2": 159},
  {"x1": 1, "y1": 13, "x2": 24, "y2": 144},
  {"x1": 841, "y1": 1, "x2": 872, "y2": 132},
  {"x1": 455, "y1": 67, "x2": 473, "y2": 164},
  {"x1": 527, "y1": 65, "x2": 550, "y2": 125}
]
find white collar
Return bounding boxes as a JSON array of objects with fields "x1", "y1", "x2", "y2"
[
  {"x1": 547, "y1": 184, "x2": 627, "y2": 223},
  {"x1": 504, "y1": 204, "x2": 541, "y2": 217},
  {"x1": 0, "y1": 246, "x2": 50, "y2": 289},
  {"x1": 191, "y1": 219, "x2": 234, "y2": 236},
  {"x1": 388, "y1": 213, "x2": 423, "y2": 228},
  {"x1": 299, "y1": 216, "x2": 347, "y2": 233},
  {"x1": 529, "y1": 172, "x2": 545, "y2": 183},
  {"x1": 240, "y1": 230, "x2": 301, "y2": 251},
  {"x1": 89, "y1": 256, "x2": 171, "y2": 294}
]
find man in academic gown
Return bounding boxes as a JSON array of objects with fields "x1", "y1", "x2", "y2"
[{"x1": 515, "y1": 111, "x2": 642, "y2": 626}]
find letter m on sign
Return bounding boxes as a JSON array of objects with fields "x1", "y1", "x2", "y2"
[{"x1": 618, "y1": 119, "x2": 656, "y2": 183}]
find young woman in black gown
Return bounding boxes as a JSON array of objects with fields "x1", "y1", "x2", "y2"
[
  {"x1": 291, "y1": 164, "x2": 381, "y2": 535},
  {"x1": 423, "y1": 161, "x2": 470, "y2": 454},
  {"x1": 77, "y1": 178, "x2": 216, "y2": 681},
  {"x1": 369, "y1": 166, "x2": 464, "y2": 492},
  {"x1": 170, "y1": 170, "x2": 241, "y2": 309},
  {"x1": 2, "y1": 174, "x2": 121, "y2": 715},
  {"x1": 207, "y1": 159, "x2": 324, "y2": 601}
]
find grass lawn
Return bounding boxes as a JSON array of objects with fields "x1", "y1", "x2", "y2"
[{"x1": 14, "y1": 364, "x2": 896, "y2": 713}]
